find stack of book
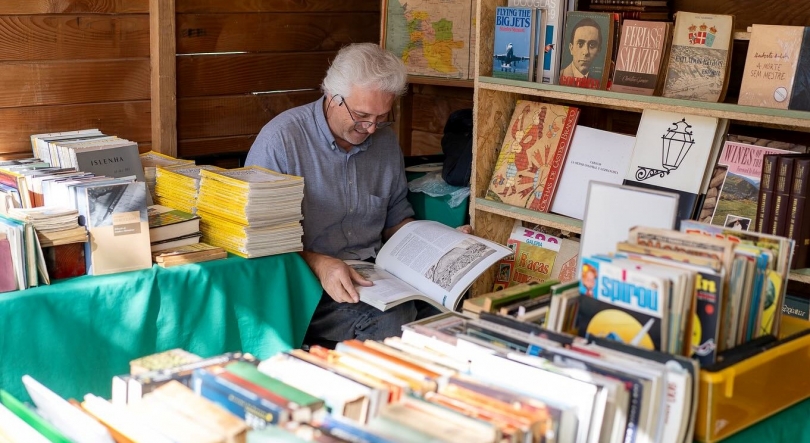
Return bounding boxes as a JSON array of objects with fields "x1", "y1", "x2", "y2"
[
  {"x1": 154, "y1": 164, "x2": 224, "y2": 214},
  {"x1": 195, "y1": 166, "x2": 304, "y2": 258},
  {"x1": 7, "y1": 207, "x2": 88, "y2": 280},
  {"x1": 138, "y1": 151, "x2": 195, "y2": 203},
  {"x1": 147, "y1": 204, "x2": 202, "y2": 252},
  {"x1": 151, "y1": 243, "x2": 227, "y2": 268}
]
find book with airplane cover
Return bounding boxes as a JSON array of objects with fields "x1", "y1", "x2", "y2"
[
  {"x1": 347, "y1": 220, "x2": 511, "y2": 312},
  {"x1": 486, "y1": 100, "x2": 579, "y2": 212},
  {"x1": 661, "y1": 12, "x2": 734, "y2": 102},
  {"x1": 492, "y1": 6, "x2": 536, "y2": 81}
]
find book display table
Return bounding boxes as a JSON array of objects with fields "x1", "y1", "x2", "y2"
[{"x1": 0, "y1": 252, "x2": 322, "y2": 403}]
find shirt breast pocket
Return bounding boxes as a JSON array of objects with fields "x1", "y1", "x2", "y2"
[{"x1": 361, "y1": 194, "x2": 389, "y2": 228}]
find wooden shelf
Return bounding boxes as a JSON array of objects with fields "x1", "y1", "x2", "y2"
[
  {"x1": 407, "y1": 75, "x2": 473, "y2": 88},
  {"x1": 790, "y1": 269, "x2": 810, "y2": 284},
  {"x1": 477, "y1": 77, "x2": 810, "y2": 131},
  {"x1": 473, "y1": 198, "x2": 583, "y2": 234}
]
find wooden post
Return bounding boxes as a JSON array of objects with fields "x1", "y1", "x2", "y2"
[{"x1": 150, "y1": 0, "x2": 177, "y2": 156}]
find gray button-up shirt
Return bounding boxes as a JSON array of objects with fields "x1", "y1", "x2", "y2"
[{"x1": 245, "y1": 96, "x2": 414, "y2": 260}]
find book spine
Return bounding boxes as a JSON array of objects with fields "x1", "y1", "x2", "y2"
[
  {"x1": 191, "y1": 369, "x2": 286, "y2": 429},
  {"x1": 536, "y1": 107, "x2": 579, "y2": 212},
  {"x1": 788, "y1": 158, "x2": 810, "y2": 269},
  {"x1": 756, "y1": 154, "x2": 778, "y2": 233},
  {"x1": 771, "y1": 156, "x2": 795, "y2": 236}
]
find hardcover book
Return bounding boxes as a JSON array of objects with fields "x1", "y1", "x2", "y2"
[
  {"x1": 738, "y1": 25, "x2": 805, "y2": 109},
  {"x1": 622, "y1": 110, "x2": 721, "y2": 224},
  {"x1": 508, "y1": 0, "x2": 565, "y2": 84},
  {"x1": 708, "y1": 141, "x2": 791, "y2": 230},
  {"x1": 789, "y1": 27, "x2": 810, "y2": 111},
  {"x1": 558, "y1": 11, "x2": 615, "y2": 89},
  {"x1": 486, "y1": 100, "x2": 580, "y2": 212},
  {"x1": 492, "y1": 222, "x2": 562, "y2": 290},
  {"x1": 661, "y1": 12, "x2": 734, "y2": 102},
  {"x1": 549, "y1": 125, "x2": 636, "y2": 220},
  {"x1": 492, "y1": 6, "x2": 536, "y2": 81},
  {"x1": 610, "y1": 20, "x2": 672, "y2": 95},
  {"x1": 77, "y1": 181, "x2": 151, "y2": 276},
  {"x1": 787, "y1": 158, "x2": 810, "y2": 268}
]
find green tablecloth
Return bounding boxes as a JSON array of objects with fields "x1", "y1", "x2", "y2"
[
  {"x1": 722, "y1": 398, "x2": 810, "y2": 442},
  {"x1": 0, "y1": 252, "x2": 322, "y2": 402}
]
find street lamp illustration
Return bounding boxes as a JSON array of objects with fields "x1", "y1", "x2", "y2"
[{"x1": 636, "y1": 118, "x2": 695, "y2": 181}]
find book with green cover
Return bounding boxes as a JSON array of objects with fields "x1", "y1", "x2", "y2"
[
  {"x1": 0, "y1": 390, "x2": 73, "y2": 443},
  {"x1": 224, "y1": 361, "x2": 324, "y2": 411},
  {"x1": 462, "y1": 279, "x2": 559, "y2": 315}
]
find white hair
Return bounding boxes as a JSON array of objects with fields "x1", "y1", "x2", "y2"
[{"x1": 321, "y1": 43, "x2": 408, "y2": 99}]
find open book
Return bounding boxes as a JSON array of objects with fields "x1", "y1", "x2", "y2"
[{"x1": 346, "y1": 220, "x2": 512, "y2": 312}]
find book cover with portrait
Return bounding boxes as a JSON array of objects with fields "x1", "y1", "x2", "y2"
[{"x1": 558, "y1": 11, "x2": 615, "y2": 90}]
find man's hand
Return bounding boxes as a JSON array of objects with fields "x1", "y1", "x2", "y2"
[
  {"x1": 299, "y1": 251, "x2": 372, "y2": 303},
  {"x1": 456, "y1": 224, "x2": 473, "y2": 235}
]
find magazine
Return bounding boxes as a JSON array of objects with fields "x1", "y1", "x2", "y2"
[{"x1": 346, "y1": 221, "x2": 512, "y2": 312}]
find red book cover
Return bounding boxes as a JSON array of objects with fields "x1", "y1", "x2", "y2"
[
  {"x1": 43, "y1": 242, "x2": 86, "y2": 280},
  {"x1": 0, "y1": 235, "x2": 17, "y2": 292}
]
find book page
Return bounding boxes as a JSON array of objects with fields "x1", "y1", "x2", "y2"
[
  {"x1": 376, "y1": 221, "x2": 512, "y2": 309},
  {"x1": 344, "y1": 260, "x2": 429, "y2": 311}
]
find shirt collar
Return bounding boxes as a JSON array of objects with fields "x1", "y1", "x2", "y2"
[{"x1": 314, "y1": 95, "x2": 373, "y2": 153}]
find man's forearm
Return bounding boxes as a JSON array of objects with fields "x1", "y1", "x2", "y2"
[{"x1": 383, "y1": 217, "x2": 415, "y2": 242}]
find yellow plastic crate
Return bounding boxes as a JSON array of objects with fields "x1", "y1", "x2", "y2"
[{"x1": 695, "y1": 316, "x2": 810, "y2": 442}]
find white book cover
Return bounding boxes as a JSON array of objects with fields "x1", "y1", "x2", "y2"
[
  {"x1": 550, "y1": 126, "x2": 636, "y2": 220},
  {"x1": 622, "y1": 110, "x2": 720, "y2": 222},
  {"x1": 579, "y1": 182, "x2": 678, "y2": 270}
]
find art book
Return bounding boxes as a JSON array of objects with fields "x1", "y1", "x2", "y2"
[
  {"x1": 558, "y1": 11, "x2": 615, "y2": 90},
  {"x1": 485, "y1": 100, "x2": 580, "y2": 212},
  {"x1": 345, "y1": 220, "x2": 511, "y2": 312},
  {"x1": 493, "y1": 221, "x2": 562, "y2": 290},
  {"x1": 661, "y1": 12, "x2": 734, "y2": 102},
  {"x1": 610, "y1": 19, "x2": 672, "y2": 95},
  {"x1": 577, "y1": 256, "x2": 667, "y2": 351},
  {"x1": 492, "y1": 6, "x2": 536, "y2": 81},
  {"x1": 708, "y1": 141, "x2": 791, "y2": 230},
  {"x1": 622, "y1": 109, "x2": 721, "y2": 224},
  {"x1": 549, "y1": 125, "x2": 636, "y2": 220},
  {"x1": 738, "y1": 25, "x2": 805, "y2": 109}
]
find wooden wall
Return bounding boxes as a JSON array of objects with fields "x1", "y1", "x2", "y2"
[
  {"x1": 174, "y1": 0, "x2": 380, "y2": 167},
  {"x1": 0, "y1": 1, "x2": 151, "y2": 159},
  {"x1": 399, "y1": 84, "x2": 474, "y2": 156},
  {"x1": 0, "y1": 0, "x2": 380, "y2": 166}
]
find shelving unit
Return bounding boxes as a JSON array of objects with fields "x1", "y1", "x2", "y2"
[{"x1": 469, "y1": 0, "x2": 810, "y2": 295}]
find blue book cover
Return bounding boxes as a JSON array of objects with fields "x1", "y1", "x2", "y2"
[{"x1": 493, "y1": 6, "x2": 534, "y2": 81}]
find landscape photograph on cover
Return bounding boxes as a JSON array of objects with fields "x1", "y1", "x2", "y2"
[{"x1": 711, "y1": 170, "x2": 758, "y2": 228}]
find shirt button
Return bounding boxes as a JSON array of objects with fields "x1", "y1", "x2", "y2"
[
  {"x1": 348, "y1": 181, "x2": 353, "y2": 185},
  {"x1": 348, "y1": 231, "x2": 352, "y2": 236}
]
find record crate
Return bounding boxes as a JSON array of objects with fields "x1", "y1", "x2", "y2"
[{"x1": 694, "y1": 315, "x2": 810, "y2": 442}]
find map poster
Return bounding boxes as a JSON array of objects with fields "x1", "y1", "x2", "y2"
[{"x1": 383, "y1": 0, "x2": 475, "y2": 79}]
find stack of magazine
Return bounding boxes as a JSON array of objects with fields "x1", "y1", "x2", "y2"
[
  {"x1": 138, "y1": 151, "x2": 195, "y2": 203},
  {"x1": 154, "y1": 164, "x2": 223, "y2": 214},
  {"x1": 195, "y1": 166, "x2": 304, "y2": 258}
]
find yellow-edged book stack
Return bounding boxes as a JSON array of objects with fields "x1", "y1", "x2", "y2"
[
  {"x1": 195, "y1": 166, "x2": 304, "y2": 258},
  {"x1": 154, "y1": 165, "x2": 223, "y2": 213},
  {"x1": 139, "y1": 151, "x2": 195, "y2": 202}
]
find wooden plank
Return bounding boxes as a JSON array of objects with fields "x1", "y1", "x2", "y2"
[
  {"x1": 411, "y1": 92, "x2": 473, "y2": 133},
  {"x1": 0, "y1": 15, "x2": 149, "y2": 61},
  {"x1": 0, "y1": 101, "x2": 151, "y2": 156},
  {"x1": 151, "y1": 0, "x2": 177, "y2": 156},
  {"x1": 672, "y1": 0, "x2": 810, "y2": 28},
  {"x1": 177, "y1": 91, "x2": 321, "y2": 139},
  {"x1": 410, "y1": 130, "x2": 443, "y2": 156},
  {"x1": 472, "y1": 88, "x2": 517, "y2": 199},
  {"x1": 178, "y1": 135, "x2": 255, "y2": 157},
  {"x1": 0, "y1": 60, "x2": 149, "y2": 108},
  {"x1": 469, "y1": 210, "x2": 514, "y2": 296},
  {"x1": 175, "y1": 0, "x2": 379, "y2": 13},
  {"x1": 0, "y1": 1, "x2": 148, "y2": 14},
  {"x1": 176, "y1": 13, "x2": 379, "y2": 54},
  {"x1": 176, "y1": 52, "x2": 332, "y2": 97}
]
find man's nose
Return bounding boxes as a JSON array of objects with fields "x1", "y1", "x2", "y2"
[{"x1": 365, "y1": 124, "x2": 378, "y2": 134}]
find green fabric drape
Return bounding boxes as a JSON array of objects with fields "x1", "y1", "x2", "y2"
[{"x1": 0, "y1": 252, "x2": 322, "y2": 402}]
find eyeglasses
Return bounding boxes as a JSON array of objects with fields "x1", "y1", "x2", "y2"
[{"x1": 333, "y1": 94, "x2": 395, "y2": 134}]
